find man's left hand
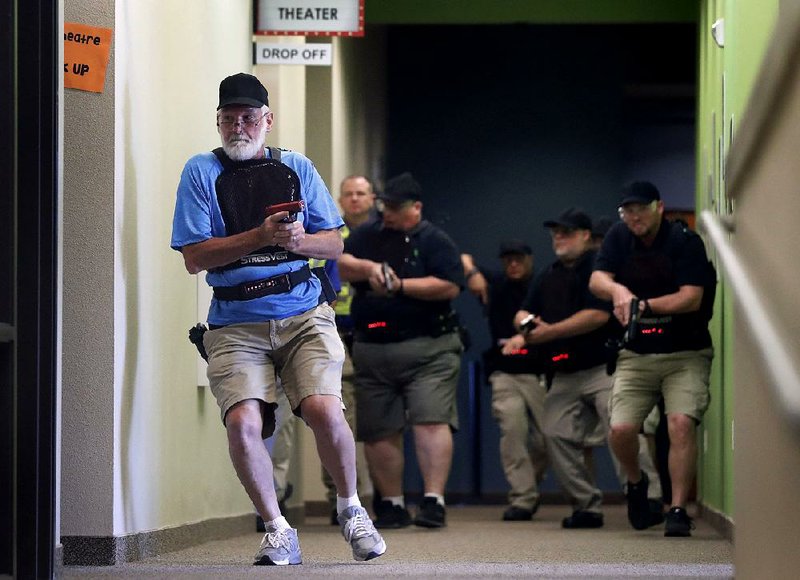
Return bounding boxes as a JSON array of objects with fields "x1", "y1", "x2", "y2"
[{"x1": 275, "y1": 221, "x2": 306, "y2": 251}]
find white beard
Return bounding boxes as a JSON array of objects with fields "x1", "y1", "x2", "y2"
[{"x1": 222, "y1": 136, "x2": 264, "y2": 161}]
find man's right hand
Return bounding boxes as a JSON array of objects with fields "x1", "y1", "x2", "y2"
[
  {"x1": 611, "y1": 284, "x2": 637, "y2": 327},
  {"x1": 467, "y1": 271, "x2": 489, "y2": 305},
  {"x1": 367, "y1": 261, "x2": 398, "y2": 295}
]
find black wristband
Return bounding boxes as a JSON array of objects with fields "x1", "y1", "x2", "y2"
[{"x1": 466, "y1": 267, "x2": 480, "y2": 279}]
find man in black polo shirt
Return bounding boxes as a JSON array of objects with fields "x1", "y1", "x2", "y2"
[
  {"x1": 590, "y1": 181, "x2": 715, "y2": 537},
  {"x1": 338, "y1": 172, "x2": 464, "y2": 530},
  {"x1": 504, "y1": 208, "x2": 613, "y2": 529}
]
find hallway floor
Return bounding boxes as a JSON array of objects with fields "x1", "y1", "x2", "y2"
[{"x1": 62, "y1": 505, "x2": 733, "y2": 578}]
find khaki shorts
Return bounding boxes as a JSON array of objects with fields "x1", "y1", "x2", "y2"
[
  {"x1": 203, "y1": 303, "x2": 345, "y2": 437},
  {"x1": 586, "y1": 403, "x2": 660, "y2": 445},
  {"x1": 352, "y1": 332, "x2": 462, "y2": 442},
  {"x1": 610, "y1": 348, "x2": 713, "y2": 426}
]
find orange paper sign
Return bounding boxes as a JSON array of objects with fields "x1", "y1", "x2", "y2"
[{"x1": 64, "y1": 22, "x2": 113, "y2": 93}]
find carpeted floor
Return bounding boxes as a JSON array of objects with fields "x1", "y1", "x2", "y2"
[{"x1": 62, "y1": 505, "x2": 733, "y2": 578}]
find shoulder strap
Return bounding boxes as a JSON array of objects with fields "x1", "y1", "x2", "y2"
[
  {"x1": 269, "y1": 146, "x2": 281, "y2": 162},
  {"x1": 211, "y1": 147, "x2": 235, "y2": 170}
]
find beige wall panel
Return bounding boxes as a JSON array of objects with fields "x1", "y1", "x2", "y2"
[
  {"x1": 727, "y1": 6, "x2": 800, "y2": 575},
  {"x1": 62, "y1": 0, "x2": 116, "y2": 536}
]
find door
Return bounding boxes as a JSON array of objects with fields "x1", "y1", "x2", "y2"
[{"x1": 1, "y1": 0, "x2": 59, "y2": 577}]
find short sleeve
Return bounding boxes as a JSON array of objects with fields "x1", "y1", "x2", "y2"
[{"x1": 170, "y1": 154, "x2": 218, "y2": 251}]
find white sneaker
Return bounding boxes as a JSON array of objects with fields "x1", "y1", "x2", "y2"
[
  {"x1": 253, "y1": 527, "x2": 302, "y2": 566},
  {"x1": 338, "y1": 506, "x2": 387, "y2": 561}
]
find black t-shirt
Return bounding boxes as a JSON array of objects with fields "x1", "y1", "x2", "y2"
[
  {"x1": 594, "y1": 219, "x2": 714, "y2": 353},
  {"x1": 522, "y1": 250, "x2": 613, "y2": 373},
  {"x1": 344, "y1": 219, "x2": 464, "y2": 340},
  {"x1": 484, "y1": 270, "x2": 539, "y2": 374}
]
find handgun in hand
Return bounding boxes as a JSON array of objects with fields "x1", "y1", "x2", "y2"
[
  {"x1": 622, "y1": 298, "x2": 641, "y2": 345},
  {"x1": 266, "y1": 200, "x2": 305, "y2": 223},
  {"x1": 519, "y1": 314, "x2": 537, "y2": 334},
  {"x1": 381, "y1": 262, "x2": 395, "y2": 292}
]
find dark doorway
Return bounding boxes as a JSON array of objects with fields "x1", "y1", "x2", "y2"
[
  {"x1": 0, "y1": 0, "x2": 13, "y2": 571},
  {"x1": 384, "y1": 23, "x2": 696, "y2": 499},
  {"x1": 1, "y1": 0, "x2": 59, "y2": 577}
]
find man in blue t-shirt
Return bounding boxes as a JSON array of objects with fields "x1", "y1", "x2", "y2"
[
  {"x1": 590, "y1": 181, "x2": 715, "y2": 538},
  {"x1": 170, "y1": 73, "x2": 384, "y2": 565}
]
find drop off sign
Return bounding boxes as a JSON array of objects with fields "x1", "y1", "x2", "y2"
[{"x1": 255, "y1": 42, "x2": 332, "y2": 66}]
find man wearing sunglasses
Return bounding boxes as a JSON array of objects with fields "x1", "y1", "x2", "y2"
[{"x1": 590, "y1": 181, "x2": 715, "y2": 537}]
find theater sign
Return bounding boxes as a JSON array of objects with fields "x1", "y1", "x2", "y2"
[{"x1": 256, "y1": 0, "x2": 364, "y2": 37}]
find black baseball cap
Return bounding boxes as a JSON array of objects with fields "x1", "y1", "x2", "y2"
[
  {"x1": 378, "y1": 172, "x2": 423, "y2": 203},
  {"x1": 543, "y1": 207, "x2": 592, "y2": 231},
  {"x1": 620, "y1": 181, "x2": 660, "y2": 206},
  {"x1": 499, "y1": 240, "x2": 532, "y2": 257},
  {"x1": 218, "y1": 73, "x2": 269, "y2": 110}
]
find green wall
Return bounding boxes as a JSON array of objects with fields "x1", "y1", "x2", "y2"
[
  {"x1": 695, "y1": 0, "x2": 779, "y2": 519},
  {"x1": 366, "y1": 0, "x2": 697, "y2": 24}
]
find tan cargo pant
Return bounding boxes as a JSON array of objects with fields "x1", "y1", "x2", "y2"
[
  {"x1": 489, "y1": 371, "x2": 549, "y2": 511},
  {"x1": 543, "y1": 365, "x2": 612, "y2": 514}
]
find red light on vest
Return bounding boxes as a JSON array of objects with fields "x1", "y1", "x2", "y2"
[
  {"x1": 551, "y1": 353, "x2": 570, "y2": 362},
  {"x1": 640, "y1": 327, "x2": 664, "y2": 335},
  {"x1": 508, "y1": 348, "x2": 529, "y2": 356},
  {"x1": 367, "y1": 321, "x2": 387, "y2": 329}
]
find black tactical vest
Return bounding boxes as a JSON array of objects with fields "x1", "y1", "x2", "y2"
[
  {"x1": 212, "y1": 146, "x2": 304, "y2": 270},
  {"x1": 616, "y1": 221, "x2": 715, "y2": 353}
]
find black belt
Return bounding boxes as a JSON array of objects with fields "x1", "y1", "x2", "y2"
[{"x1": 213, "y1": 266, "x2": 312, "y2": 301}]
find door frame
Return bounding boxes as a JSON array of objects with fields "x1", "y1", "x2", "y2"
[{"x1": 2, "y1": 0, "x2": 60, "y2": 577}]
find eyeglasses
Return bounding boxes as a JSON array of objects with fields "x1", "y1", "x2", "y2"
[
  {"x1": 217, "y1": 112, "x2": 268, "y2": 129},
  {"x1": 618, "y1": 201, "x2": 657, "y2": 218}
]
